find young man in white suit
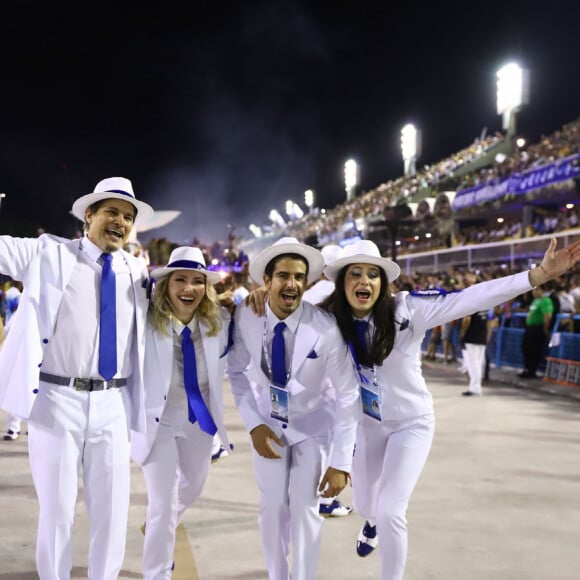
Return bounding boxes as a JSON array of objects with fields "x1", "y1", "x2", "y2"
[
  {"x1": 227, "y1": 237, "x2": 361, "y2": 580},
  {"x1": 0, "y1": 177, "x2": 154, "y2": 580}
]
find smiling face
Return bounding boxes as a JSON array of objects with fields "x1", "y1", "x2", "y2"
[
  {"x1": 167, "y1": 269, "x2": 207, "y2": 324},
  {"x1": 264, "y1": 256, "x2": 308, "y2": 319},
  {"x1": 85, "y1": 198, "x2": 136, "y2": 253},
  {"x1": 344, "y1": 263, "x2": 382, "y2": 319}
]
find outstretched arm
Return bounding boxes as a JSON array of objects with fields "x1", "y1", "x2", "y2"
[{"x1": 528, "y1": 237, "x2": 580, "y2": 288}]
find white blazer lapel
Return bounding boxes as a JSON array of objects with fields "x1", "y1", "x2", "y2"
[
  {"x1": 291, "y1": 324, "x2": 319, "y2": 375},
  {"x1": 153, "y1": 323, "x2": 174, "y2": 392},
  {"x1": 200, "y1": 321, "x2": 220, "y2": 390}
]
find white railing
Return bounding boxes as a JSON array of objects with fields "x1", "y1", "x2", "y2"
[{"x1": 396, "y1": 228, "x2": 580, "y2": 274}]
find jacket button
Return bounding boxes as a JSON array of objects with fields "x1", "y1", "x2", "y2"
[
  {"x1": 155, "y1": 417, "x2": 160, "y2": 423},
  {"x1": 42, "y1": 339, "x2": 48, "y2": 344},
  {"x1": 38, "y1": 362, "x2": 42, "y2": 367},
  {"x1": 282, "y1": 424, "x2": 287, "y2": 429},
  {"x1": 33, "y1": 388, "x2": 39, "y2": 394}
]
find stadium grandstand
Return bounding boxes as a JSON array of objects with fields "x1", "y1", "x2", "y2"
[{"x1": 137, "y1": 115, "x2": 580, "y2": 386}]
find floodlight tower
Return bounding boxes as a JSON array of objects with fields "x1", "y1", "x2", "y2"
[
  {"x1": 344, "y1": 159, "x2": 358, "y2": 202},
  {"x1": 304, "y1": 189, "x2": 315, "y2": 214},
  {"x1": 496, "y1": 62, "x2": 529, "y2": 146},
  {"x1": 401, "y1": 123, "x2": 421, "y2": 177}
]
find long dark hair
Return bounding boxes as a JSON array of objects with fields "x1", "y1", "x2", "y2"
[{"x1": 320, "y1": 266, "x2": 396, "y2": 366}]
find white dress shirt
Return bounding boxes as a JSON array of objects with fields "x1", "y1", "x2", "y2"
[{"x1": 41, "y1": 236, "x2": 135, "y2": 379}]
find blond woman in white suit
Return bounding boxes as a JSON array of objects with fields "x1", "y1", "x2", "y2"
[{"x1": 131, "y1": 246, "x2": 232, "y2": 580}]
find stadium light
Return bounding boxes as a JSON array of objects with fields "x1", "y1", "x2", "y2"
[
  {"x1": 304, "y1": 189, "x2": 315, "y2": 213},
  {"x1": 344, "y1": 159, "x2": 358, "y2": 202},
  {"x1": 285, "y1": 200, "x2": 294, "y2": 218},
  {"x1": 401, "y1": 124, "x2": 421, "y2": 177},
  {"x1": 269, "y1": 209, "x2": 286, "y2": 228},
  {"x1": 249, "y1": 223, "x2": 262, "y2": 238},
  {"x1": 292, "y1": 203, "x2": 304, "y2": 219},
  {"x1": 496, "y1": 62, "x2": 529, "y2": 137},
  {"x1": 0, "y1": 193, "x2": 6, "y2": 217}
]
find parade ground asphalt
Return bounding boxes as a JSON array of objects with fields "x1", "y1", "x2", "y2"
[{"x1": 1, "y1": 360, "x2": 579, "y2": 580}]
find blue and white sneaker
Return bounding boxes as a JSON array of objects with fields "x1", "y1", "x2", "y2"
[
  {"x1": 356, "y1": 520, "x2": 378, "y2": 557},
  {"x1": 211, "y1": 443, "x2": 234, "y2": 463},
  {"x1": 319, "y1": 499, "x2": 353, "y2": 517}
]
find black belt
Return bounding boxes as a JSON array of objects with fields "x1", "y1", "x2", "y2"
[{"x1": 39, "y1": 371, "x2": 127, "y2": 392}]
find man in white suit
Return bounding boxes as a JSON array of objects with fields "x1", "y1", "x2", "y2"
[
  {"x1": 0, "y1": 177, "x2": 154, "y2": 580},
  {"x1": 227, "y1": 237, "x2": 361, "y2": 580}
]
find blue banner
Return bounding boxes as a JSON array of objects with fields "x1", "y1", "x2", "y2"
[{"x1": 452, "y1": 153, "x2": 580, "y2": 210}]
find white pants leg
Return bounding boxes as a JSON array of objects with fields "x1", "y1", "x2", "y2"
[
  {"x1": 464, "y1": 343, "x2": 486, "y2": 394},
  {"x1": 82, "y1": 388, "x2": 131, "y2": 580},
  {"x1": 6, "y1": 413, "x2": 22, "y2": 434},
  {"x1": 141, "y1": 421, "x2": 213, "y2": 580},
  {"x1": 252, "y1": 435, "x2": 329, "y2": 580},
  {"x1": 28, "y1": 384, "x2": 131, "y2": 580},
  {"x1": 352, "y1": 414, "x2": 435, "y2": 580}
]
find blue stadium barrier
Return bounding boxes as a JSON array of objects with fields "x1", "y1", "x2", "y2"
[{"x1": 421, "y1": 313, "x2": 580, "y2": 371}]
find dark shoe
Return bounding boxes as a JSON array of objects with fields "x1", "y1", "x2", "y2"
[
  {"x1": 461, "y1": 391, "x2": 481, "y2": 396},
  {"x1": 320, "y1": 499, "x2": 352, "y2": 517},
  {"x1": 3, "y1": 430, "x2": 20, "y2": 441},
  {"x1": 356, "y1": 521, "x2": 378, "y2": 557}
]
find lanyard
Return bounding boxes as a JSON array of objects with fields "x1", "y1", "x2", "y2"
[{"x1": 347, "y1": 341, "x2": 378, "y2": 387}]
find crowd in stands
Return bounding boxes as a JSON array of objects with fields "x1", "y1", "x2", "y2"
[{"x1": 274, "y1": 118, "x2": 580, "y2": 251}]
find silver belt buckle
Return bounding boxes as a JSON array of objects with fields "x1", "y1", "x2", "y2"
[{"x1": 72, "y1": 378, "x2": 87, "y2": 391}]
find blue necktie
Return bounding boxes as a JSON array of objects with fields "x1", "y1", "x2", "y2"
[
  {"x1": 271, "y1": 322, "x2": 287, "y2": 386},
  {"x1": 181, "y1": 327, "x2": 217, "y2": 435},
  {"x1": 354, "y1": 319, "x2": 369, "y2": 360},
  {"x1": 99, "y1": 253, "x2": 117, "y2": 381}
]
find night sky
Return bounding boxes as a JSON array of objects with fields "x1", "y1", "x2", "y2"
[{"x1": 1, "y1": 1, "x2": 579, "y2": 245}]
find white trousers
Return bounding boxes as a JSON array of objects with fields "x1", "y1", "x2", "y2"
[
  {"x1": 252, "y1": 434, "x2": 330, "y2": 580},
  {"x1": 28, "y1": 383, "x2": 131, "y2": 580},
  {"x1": 463, "y1": 343, "x2": 486, "y2": 394},
  {"x1": 352, "y1": 413, "x2": 435, "y2": 580},
  {"x1": 6, "y1": 413, "x2": 23, "y2": 433},
  {"x1": 141, "y1": 421, "x2": 213, "y2": 580}
]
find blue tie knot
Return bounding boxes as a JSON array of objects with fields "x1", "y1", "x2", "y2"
[
  {"x1": 101, "y1": 252, "x2": 113, "y2": 264},
  {"x1": 274, "y1": 321, "x2": 286, "y2": 335},
  {"x1": 182, "y1": 326, "x2": 191, "y2": 341}
]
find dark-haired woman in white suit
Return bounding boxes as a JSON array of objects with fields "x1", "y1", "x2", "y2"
[{"x1": 320, "y1": 237, "x2": 580, "y2": 580}]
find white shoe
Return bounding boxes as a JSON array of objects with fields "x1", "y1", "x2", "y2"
[{"x1": 3, "y1": 430, "x2": 20, "y2": 441}]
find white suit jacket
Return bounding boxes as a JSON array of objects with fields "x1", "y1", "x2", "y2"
[
  {"x1": 0, "y1": 234, "x2": 150, "y2": 433},
  {"x1": 227, "y1": 301, "x2": 361, "y2": 472},
  {"x1": 131, "y1": 311, "x2": 232, "y2": 465},
  {"x1": 371, "y1": 270, "x2": 534, "y2": 421}
]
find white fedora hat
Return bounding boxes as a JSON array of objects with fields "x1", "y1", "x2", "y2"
[
  {"x1": 324, "y1": 239, "x2": 401, "y2": 282},
  {"x1": 71, "y1": 177, "x2": 155, "y2": 227},
  {"x1": 320, "y1": 244, "x2": 343, "y2": 266},
  {"x1": 249, "y1": 237, "x2": 325, "y2": 285},
  {"x1": 150, "y1": 246, "x2": 223, "y2": 285}
]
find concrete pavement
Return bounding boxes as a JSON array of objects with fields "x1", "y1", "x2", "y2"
[{"x1": 1, "y1": 363, "x2": 579, "y2": 579}]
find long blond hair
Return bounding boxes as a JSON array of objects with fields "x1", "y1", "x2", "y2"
[{"x1": 149, "y1": 272, "x2": 222, "y2": 336}]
